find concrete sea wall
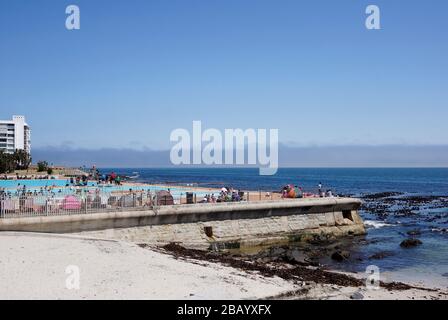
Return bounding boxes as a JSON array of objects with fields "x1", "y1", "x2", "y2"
[{"x1": 0, "y1": 198, "x2": 365, "y2": 249}]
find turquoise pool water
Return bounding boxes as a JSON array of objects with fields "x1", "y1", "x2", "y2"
[
  {"x1": 0, "y1": 179, "x2": 216, "y2": 198},
  {"x1": 0, "y1": 179, "x2": 95, "y2": 189},
  {"x1": 96, "y1": 184, "x2": 218, "y2": 198}
]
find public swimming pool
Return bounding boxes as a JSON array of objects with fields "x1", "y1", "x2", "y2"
[
  {"x1": 96, "y1": 184, "x2": 217, "y2": 198},
  {"x1": 0, "y1": 179, "x2": 96, "y2": 190},
  {"x1": 0, "y1": 179, "x2": 217, "y2": 198}
]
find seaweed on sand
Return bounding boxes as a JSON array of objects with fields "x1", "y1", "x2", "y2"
[{"x1": 138, "y1": 243, "x2": 432, "y2": 291}]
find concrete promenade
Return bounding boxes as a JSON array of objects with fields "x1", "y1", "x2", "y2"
[{"x1": 0, "y1": 198, "x2": 365, "y2": 249}]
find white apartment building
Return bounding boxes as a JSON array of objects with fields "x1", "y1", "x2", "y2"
[{"x1": 0, "y1": 115, "x2": 31, "y2": 154}]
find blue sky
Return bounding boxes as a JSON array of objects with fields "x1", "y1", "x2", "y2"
[{"x1": 1, "y1": 0, "x2": 447, "y2": 151}]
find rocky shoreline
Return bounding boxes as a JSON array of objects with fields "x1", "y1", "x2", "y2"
[
  {"x1": 149, "y1": 243, "x2": 420, "y2": 291},
  {"x1": 141, "y1": 242, "x2": 447, "y2": 300},
  {"x1": 361, "y1": 192, "x2": 448, "y2": 221}
]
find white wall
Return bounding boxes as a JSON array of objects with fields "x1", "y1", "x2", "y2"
[{"x1": 13, "y1": 115, "x2": 26, "y2": 150}]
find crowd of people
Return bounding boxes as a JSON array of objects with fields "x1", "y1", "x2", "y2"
[
  {"x1": 281, "y1": 182, "x2": 335, "y2": 199},
  {"x1": 0, "y1": 174, "x2": 53, "y2": 180},
  {"x1": 0, "y1": 183, "x2": 91, "y2": 199},
  {"x1": 199, "y1": 187, "x2": 243, "y2": 203},
  {"x1": 66, "y1": 176, "x2": 90, "y2": 187},
  {"x1": 97, "y1": 172, "x2": 122, "y2": 185},
  {"x1": 75, "y1": 166, "x2": 123, "y2": 186},
  {"x1": 2, "y1": 170, "x2": 338, "y2": 209}
]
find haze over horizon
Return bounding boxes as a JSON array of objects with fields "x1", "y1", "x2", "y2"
[{"x1": 32, "y1": 144, "x2": 448, "y2": 168}]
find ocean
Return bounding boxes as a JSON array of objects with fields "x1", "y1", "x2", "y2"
[{"x1": 102, "y1": 167, "x2": 448, "y2": 288}]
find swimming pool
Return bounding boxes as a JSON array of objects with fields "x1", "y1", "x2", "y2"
[
  {"x1": 96, "y1": 184, "x2": 219, "y2": 198},
  {"x1": 0, "y1": 179, "x2": 97, "y2": 189},
  {"x1": 0, "y1": 179, "x2": 217, "y2": 198}
]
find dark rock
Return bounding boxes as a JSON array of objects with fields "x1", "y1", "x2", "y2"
[
  {"x1": 308, "y1": 235, "x2": 332, "y2": 245},
  {"x1": 369, "y1": 251, "x2": 393, "y2": 260},
  {"x1": 270, "y1": 247, "x2": 286, "y2": 256},
  {"x1": 406, "y1": 229, "x2": 421, "y2": 236},
  {"x1": 403, "y1": 195, "x2": 446, "y2": 203},
  {"x1": 285, "y1": 249, "x2": 309, "y2": 266},
  {"x1": 395, "y1": 208, "x2": 416, "y2": 216},
  {"x1": 400, "y1": 238, "x2": 422, "y2": 248},
  {"x1": 350, "y1": 291, "x2": 364, "y2": 300},
  {"x1": 362, "y1": 192, "x2": 403, "y2": 200},
  {"x1": 331, "y1": 250, "x2": 350, "y2": 262}
]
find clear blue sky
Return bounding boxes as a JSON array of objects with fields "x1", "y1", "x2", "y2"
[{"x1": 1, "y1": 0, "x2": 447, "y2": 150}]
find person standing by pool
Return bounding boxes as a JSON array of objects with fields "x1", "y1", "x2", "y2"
[{"x1": 110, "y1": 172, "x2": 116, "y2": 184}]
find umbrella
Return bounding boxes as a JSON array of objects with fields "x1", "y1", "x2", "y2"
[{"x1": 62, "y1": 195, "x2": 81, "y2": 210}]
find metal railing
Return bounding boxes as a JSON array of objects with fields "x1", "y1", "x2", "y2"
[
  {"x1": 0, "y1": 189, "x2": 196, "y2": 218},
  {"x1": 0, "y1": 186, "x2": 339, "y2": 219},
  {"x1": 0, "y1": 190, "x2": 245, "y2": 219}
]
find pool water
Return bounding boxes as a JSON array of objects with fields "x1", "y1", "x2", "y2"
[
  {"x1": 95, "y1": 184, "x2": 218, "y2": 198},
  {"x1": 0, "y1": 179, "x2": 96, "y2": 189},
  {"x1": 0, "y1": 179, "x2": 216, "y2": 198}
]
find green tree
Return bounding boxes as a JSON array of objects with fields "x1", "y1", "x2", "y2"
[
  {"x1": 13, "y1": 149, "x2": 32, "y2": 170},
  {"x1": 37, "y1": 161, "x2": 49, "y2": 172},
  {"x1": 0, "y1": 151, "x2": 16, "y2": 174}
]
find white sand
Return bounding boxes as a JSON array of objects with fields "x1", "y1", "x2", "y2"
[
  {"x1": 1, "y1": 232, "x2": 446, "y2": 300},
  {"x1": 0, "y1": 232, "x2": 298, "y2": 300}
]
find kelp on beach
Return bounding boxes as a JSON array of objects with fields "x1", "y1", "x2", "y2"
[{"x1": 139, "y1": 243, "x2": 426, "y2": 291}]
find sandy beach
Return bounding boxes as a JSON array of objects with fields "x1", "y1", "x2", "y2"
[
  {"x1": 0, "y1": 232, "x2": 297, "y2": 299},
  {"x1": 1, "y1": 232, "x2": 446, "y2": 300}
]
